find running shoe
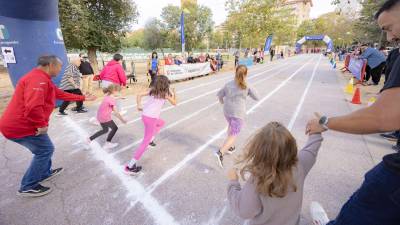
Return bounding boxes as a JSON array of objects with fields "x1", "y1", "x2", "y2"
[
  {"x1": 215, "y1": 150, "x2": 224, "y2": 168},
  {"x1": 380, "y1": 132, "x2": 398, "y2": 142},
  {"x1": 17, "y1": 184, "x2": 52, "y2": 197},
  {"x1": 124, "y1": 164, "x2": 142, "y2": 175},
  {"x1": 149, "y1": 141, "x2": 156, "y2": 148},
  {"x1": 41, "y1": 168, "x2": 64, "y2": 182},
  {"x1": 226, "y1": 146, "x2": 236, "y2": 155},
  {"x1": 104, "y1": 142, "x2": 119, "y2": 149},
  {"x1": 57, "y1": 112, "x2": 68, "y2": 117}
]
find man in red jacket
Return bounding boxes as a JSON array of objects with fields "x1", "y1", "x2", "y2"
[{"x1": 0, "y1": 55, "x2": 95, "y2": 197}]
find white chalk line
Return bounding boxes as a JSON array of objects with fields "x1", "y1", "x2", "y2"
[
  {"x1": 63, "y1": 117, "x2": 179, "y2": 225},
  {"x1": 112, "y1": 63, "x2": 292, "y2": 156},
  {"x1": 287, "y1": 55, "x2": 322, "y2": 131}
]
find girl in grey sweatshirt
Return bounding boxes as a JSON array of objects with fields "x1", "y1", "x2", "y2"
[
  {"x1": 215, "y1": 65, "x2": 259, "y2": 168},
  {"x1": 227, "y1": 122, "x2": 323, "y2": 225}
]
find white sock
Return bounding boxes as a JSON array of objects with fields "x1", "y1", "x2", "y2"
[{"x1": 128, "y1": 159, "x2": 137, "y2": 168}]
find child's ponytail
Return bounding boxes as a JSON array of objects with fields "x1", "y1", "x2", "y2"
[{"x1": 235, "y1": 65, "x2": 248, "y2": 90}]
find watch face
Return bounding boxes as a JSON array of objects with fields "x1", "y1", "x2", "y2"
[{"x1": 319, "y1": 116, "x2": 327, "y2": 125}]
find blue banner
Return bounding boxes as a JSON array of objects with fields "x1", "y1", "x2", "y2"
[
  {"x1": 180, "y1": 12, "x2": 185, "y2": 53},
  {"x1": 263, "y1": 35, "x2": 273, "y2": 52},
  {"x1": 348, "y1": 57, "x2": 366, "y2": 80},
  {"x1": 0, "y1": 0, "x2": 67, "y2": 88}
]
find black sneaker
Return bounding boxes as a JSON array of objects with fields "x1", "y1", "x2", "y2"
[
  {"x1": 57, "y1": 112, "x2": 68, "y2": 116},
  {"x1": 76, "y1": 108, "x2": 88, "y2": 113},
  {"x1": 41, "y1": 168, "x2": 64, "y2": 182},
  {"x1": 17, "y1": 184, "x2": 52, "y2": 197},
  {"x1": 380, "y1": 132, "x2": 398, "y2": 142},
  {"x1": 149, "y1": 141, "x2": 156, "y2": 148},
  {"x1": 392, "y1": 145, "x2": 400, "y2": 152},
  {"x1": 226, "y1": 146, "x2": 236, "y2": 155},
  {"x1": 215, "y1": 150, "x2": 224, "y2": 168},
  {"x1": 124, "y1": 164, "x2": 142, "y2": 175}
]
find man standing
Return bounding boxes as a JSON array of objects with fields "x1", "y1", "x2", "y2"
[
  {"x1": 270, "y1": 48, "x2": 275, "y2": 62},
  {"x1": 307, "y1": 1, "x2": 400, "y2": 224},
  {"x1": 359, "y1": 43, "x2": 386, "y2": 85},
  {"x1": 0, "y1": 55, "x2": 95, "y2": 197},
  {"x1": 58, "y1": 57, "x2": 87, "y2": 115},
  {"x1": 79, "y1": 54, "x2": 95, "y2": 96}
]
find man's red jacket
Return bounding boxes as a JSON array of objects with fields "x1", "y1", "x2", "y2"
[{"x1": 0, "y1": 68, "x2": 85, "y2": 139}]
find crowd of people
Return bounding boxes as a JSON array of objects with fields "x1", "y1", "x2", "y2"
[{"x1": 0, "y1": 1, "x2": 399, "y2": 225}]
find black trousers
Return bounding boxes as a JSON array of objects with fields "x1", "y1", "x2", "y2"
[
  {"x1": 149, "y1": 70, "x2": 157, "y2": 87},
  {"x1": 59, "y1": 89, "x2": 83, "y2": 113},
  {"x1": 89, "y1": 120, "x2": 118, "y2": 142},
  {"x1": 365, "y1": 62, "x2": 385, "y2": 85}
]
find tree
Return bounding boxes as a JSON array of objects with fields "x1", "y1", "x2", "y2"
[
  {"x1": 59, "y1": 0, "x2": 138, "y2": 71},
  {"x1": 122, "y1": 29, "x2": 145, "y2": 48},
  {"x1": 143, "y1": 18, "x2": 168, "y2": 54},
  {"x1": 160, "y1": 3, "x2": 214, "y2": 51}
]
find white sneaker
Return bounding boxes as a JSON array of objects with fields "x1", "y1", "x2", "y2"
[
  {"x1": 310, "y1": 201, "x2": 329, "y2": 225},
  {"x1": 103, "y1": 142, "x2": 119, "y2": 149}
]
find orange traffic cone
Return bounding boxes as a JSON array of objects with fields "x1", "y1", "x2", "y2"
[{"x1": 351, "y1": 87, "x2": 362, "y2": 104}]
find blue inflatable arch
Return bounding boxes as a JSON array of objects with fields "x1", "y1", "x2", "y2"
[
  {"x1": 295, "y1": 35, "x2": 334, "y2": 54},
  {"x1": 0, "y1": 1, "x2": 67, "y2": 87}
]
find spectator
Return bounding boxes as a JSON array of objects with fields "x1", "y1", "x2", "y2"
[
  {"x1": 216, "y1": 51, "x2": 223, "y2": 71},
  {"x1": 147, "y1": 51, "x2": 159, "y2": 87},
  {"x1": 270, "y1": 48, "x2": 275, "y2": 61},
  {"x1": 234, "y1": 50, "x2": 240, "y2": 67},
  {"x1": 308, "y1": 1, "x2": 400, "y2": 224},
  {"x1": 164, "y1": 54, "x2": 174, "y2": 66},
  {"x1": 244, "y1": 48, "x2": 250, "y2": 58},
  {"x1": 99, "y1": 53, "x2": 127, "y2": 88},
  {"x1": 187, "y1": 52, "x2": 195, "y2": 64},
  {"x1": 206, "y1": 53, "x2": 211, "y2": 62},
  {"x1": 0, "y1": 55, "x2": 95, "y2": 197},
  {"x1": 359, "y1": 44, "x2": 386, "y2": 85},
  {"x1": 198, "y1": 53, "x2": 206, "y2": 63},
  {"x1": 58, "y1": 58, "x2": 87, "y2": 115},
  {"x1": 79, "y1": 54, "x2": 95, "y2": 96},
  {"x1": 280, "y1": 50, "x2": 284, "y2": 59},
  {"x1": 174, "y1": 55, "x2": 183, "y2": 66}
]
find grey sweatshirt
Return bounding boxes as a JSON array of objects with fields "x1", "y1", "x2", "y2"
[
  {"x1": 217, "y1": 80, "x2": 259, "y2": 120},
  {"x1": 227, "y1": 134, "x2": 323, "y2": 225}
]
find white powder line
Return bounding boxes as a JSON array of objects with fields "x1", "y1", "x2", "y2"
[
  {"x1": 63, "y1": 117, "x2": 179, "y2": 225},
  {"x1": 121, "y1": 62, "x2": 278, "y2": 111},
  {"x1": 287, "y1": 55, "x2": 322, "y2": 131},
  {"x1": 112, "y1": 64, "x2": 291, "y2": 156},
  {"x1": 144, "y1": 57, "x2": 314, "y2": 195},
  {"x1": 126, "y1": 63, "x2": 288, "y2": 125}
]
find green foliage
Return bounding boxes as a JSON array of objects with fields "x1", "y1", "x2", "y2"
[
  {"x1": 122, "y1": 29, "x2": 145, "y2": 48},
  {"x1": 143, "y1": 18, "x2": 168, "y2": 51},
  {"x1": 354, "y1": 0, "x2": 386, "y2": 44},
  {"x1": 59, "y1": 0, "x2": 139, "y2": 52}
]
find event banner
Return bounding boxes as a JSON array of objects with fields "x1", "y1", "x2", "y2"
[
  {"x1": 0, "y1": 1, "x2": 67, "y2": 87},
  {"x1": 164, "y1": 62, "x2": 212, "y2": 81},
  {"x1": 348, "y1": 57, "x2": 366, "y2": 81}
]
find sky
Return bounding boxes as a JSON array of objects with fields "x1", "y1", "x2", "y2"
[{"x1": 132, "y1": 0, "x2": 336, "y2": 30}]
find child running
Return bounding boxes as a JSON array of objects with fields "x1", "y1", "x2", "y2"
[
  {"x1": 125, "y1": 75, "x2": 177, "y2": 175},
  {"x1": 227, "y1": 122, "x2": 323, "y2": 225},
  {"x1": 88, "y1": 84, "x2": 127, "y2": 149},
  {"x1": 215, "y1": 65, "x2": 259, "y2": 168}
]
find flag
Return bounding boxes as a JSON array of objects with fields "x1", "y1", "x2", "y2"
[
  {"x1": 180, "y1": 12, "x2": 185, "y2": 54},
  {"x1": 264, "y1": 35, "x2": 273, "y2": 53}
]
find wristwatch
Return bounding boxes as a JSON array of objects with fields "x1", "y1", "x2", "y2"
[{"x1": 319, "y1": 116, "x2": 329, "y2": 130}]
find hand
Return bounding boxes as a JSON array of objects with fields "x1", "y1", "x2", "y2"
[
  {"x1": 137, "y1": 106, "x2": 143, "y2": 111},
  {"x1": 36, "y1": 127, "x2": 48, "y2": 136},
  {"x1": 227, "y1": 168, "x2": 239, "y2": 181},
  {"x1": 306, "y1": 112, "x2": 327, "y2": 135},
  {"x1": 85, "y1": 95, "x2": 97, "y2": 101}
]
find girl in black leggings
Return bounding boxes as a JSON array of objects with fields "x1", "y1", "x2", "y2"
[{"x1": 87, "y1": 84, "x2": 127, "y2": 149}]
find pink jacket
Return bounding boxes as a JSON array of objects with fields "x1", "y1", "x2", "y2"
[{"x1": 99, "y1": 60, "x2": 127, "y2": 86}]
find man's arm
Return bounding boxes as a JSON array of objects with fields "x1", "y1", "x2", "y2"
[
  {"x1": 117, "y1": 65, "x2": 127, "y2": 86},
  {"x1": 55, "y1": 87, "x2": 86, "y2": 102},
  {"x1": 309, "y1": 87, "x2": 400, "y2": 134}
]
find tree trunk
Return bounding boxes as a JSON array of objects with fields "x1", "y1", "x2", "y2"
[{"x1": 87, "y1": 48, "x2": 99, "y2": 74}]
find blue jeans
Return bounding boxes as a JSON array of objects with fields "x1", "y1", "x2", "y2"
[
  {"x1": 10, "y1": 134, "x2": 54, "y2": 191},
  {"x1": 328, "y1": 162, "x2": 400, "y2": 225}
]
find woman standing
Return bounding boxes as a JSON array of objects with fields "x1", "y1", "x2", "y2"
[{"x1": 148, "y1": 52, "x2": 159, "y2": 87}]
